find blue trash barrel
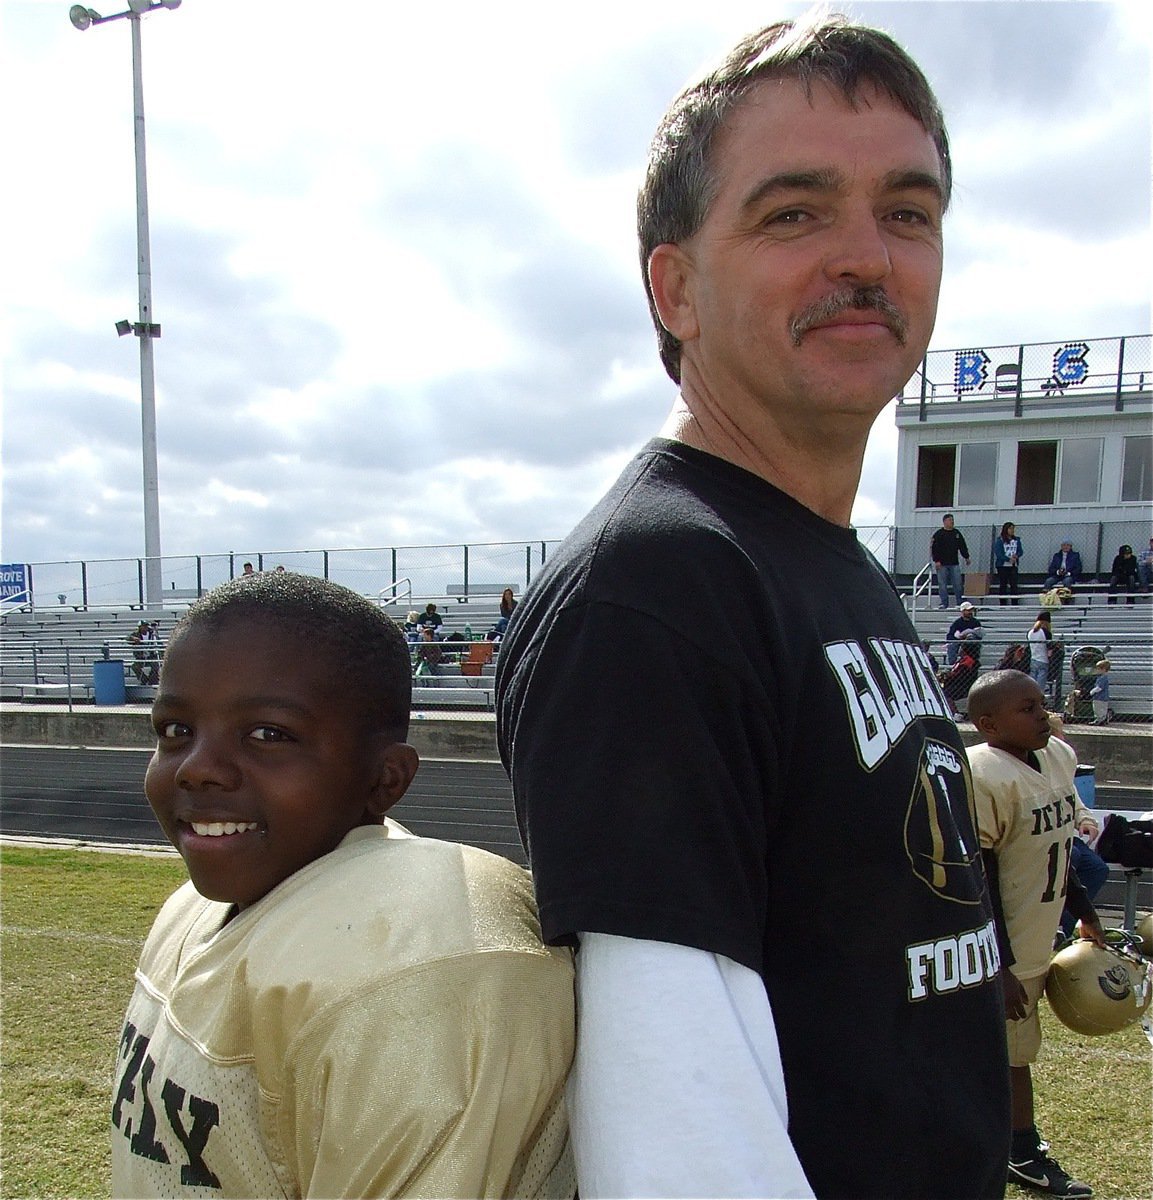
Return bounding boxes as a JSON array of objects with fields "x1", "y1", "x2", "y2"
[
  {"x1": 1073, "y1": 764, "x2": 1095, "y2": 808},
  {"x1": 92, "y1": 659, "x2": 126, "y2": 705}
]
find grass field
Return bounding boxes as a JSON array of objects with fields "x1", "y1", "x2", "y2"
[{"x1": 2, "y1": 843, "x2": 1151, "y2": 1199}]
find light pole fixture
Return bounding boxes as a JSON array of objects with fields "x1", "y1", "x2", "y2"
[{"x1": 69, "y1": 0, "x2": 181, "y2": 607}]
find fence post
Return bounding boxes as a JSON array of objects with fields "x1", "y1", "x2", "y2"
[
  {"x1": 525, "y1": 544, "x2": 531, "y2": 589},
  {"x1": 1115, "y1": 336, "x2": 1126, "y2": 413},
  {"x1": 65, "y1": 646, "x2": 73, "y2": 714},
  {"x1": 323, "y1": 549, "x2": 331, "y2": 581},
  {"x1": 1094, "y1": 523, "x2": 1104, "y2": 579},
  {"x1": 137, "y1": 560, "x2": 145, "y2": 607},
  {"x1": 81, "y1": 561, "x2": 89, "y2": 610},
  {"x1": 196, "y1": 555, "x2": 203, "y2": 596},
  {"x1": 32, "y1": 643, "x2": 40, "y2": 684},
  {"x1": 391, "y1": 547, "x2": 397, "y2": 590},
  {"x1": 462, "y1": 545, "x2": 470, "y2": 598}
]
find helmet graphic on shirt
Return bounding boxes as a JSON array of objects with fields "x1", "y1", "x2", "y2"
[
  {"x1": 904, "y1": 739, "x2": 985, "y2": 904},
  {"x1": 1046, "y1": 936, "x2": 1153, "y2": 1036}
]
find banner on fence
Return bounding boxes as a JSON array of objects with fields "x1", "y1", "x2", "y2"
[{"x1": 0, "y1": 563, "x2": 30, "y2": 604}]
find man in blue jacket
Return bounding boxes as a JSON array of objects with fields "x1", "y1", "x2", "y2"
[{"x1": 1044, "y1": 542, "x2": 1083, "y2": 590}]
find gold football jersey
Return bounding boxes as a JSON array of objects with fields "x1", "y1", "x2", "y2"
[
  {"x1": 971, "y1": 738, "x2": 1080, "y2": 980},
  {"x1": 111, "y1": 822, "x2": 575, "y2": 1198}
]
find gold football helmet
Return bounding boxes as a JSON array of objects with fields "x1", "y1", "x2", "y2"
[
  {"x1": 1046, "y1": 936, "x2": 1152, "y2": 1036},
  {"x1": 1135, "y1": 913, "x2": 1153, "y2": 960}
]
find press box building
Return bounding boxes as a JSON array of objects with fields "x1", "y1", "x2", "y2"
[{"x1": 891, "y1": 333, "x2": 1152, "y2": 586}]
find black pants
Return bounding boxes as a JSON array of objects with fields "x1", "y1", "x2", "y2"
[
  {"x1": 997, "y1": 565, "x2": 1019, "y2": 605},
  {"x1": 1107, "y1": 574, "x2": 1136, "y2": 605}
]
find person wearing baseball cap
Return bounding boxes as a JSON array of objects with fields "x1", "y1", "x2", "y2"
[{"x1": 946, "y1": 601, "x2": 985, "y2": 665}]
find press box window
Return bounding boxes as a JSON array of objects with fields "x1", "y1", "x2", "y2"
[
  {"x1": 956, "y1": 443, "x2": 997, "y2": 507},
  {"x1": 1057, "y1": 438, "x2": 1102, "y2": 504},
  {"x1": 1015, "y1": 441, "x2": 1057, "y2": 505},
  {"x1": 916, "y1": 445, "x2": 955, "y2": 508},
  {"x1": 1122, "y1": 435, "x2": 1152, "y2": 502}
]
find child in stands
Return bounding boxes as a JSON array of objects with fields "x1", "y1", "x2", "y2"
[
  {"x1": 1088, "y1": 658, "x2": 1112, "y2": 725},
  {"x1": 112, "y1": 572, "x2": 574, "y2": 1198},
  {"x1": 968, "y1": 670, "x2": 1105, "y2": 1198}
]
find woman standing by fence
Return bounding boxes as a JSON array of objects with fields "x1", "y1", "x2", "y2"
[{"x1": 995, "y1": 521, "x2": 1022, "y2": 605}]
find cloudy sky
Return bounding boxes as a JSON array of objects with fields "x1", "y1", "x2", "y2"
[{"x1": 3, "y1": 0, "x2": 1150, "y2": 572}]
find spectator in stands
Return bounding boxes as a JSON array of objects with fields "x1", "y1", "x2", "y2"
[
  {"x1": 1043, "y1": 541, "x2": 1082, "y2": 591},
  {"x1": 1137, "y1": 536, "x2": 1153, "y2": 592},
  {"x1": 241, "y1": 562, "x2": 256, "y2": 577},
  {"x1": 128, "y1": 620, "x2": 161, "y2": 685},
  {"x1": 1107, "y1": 544, "x2": 1139, "y2": 605},
  {"x1": 417, "y1": 602, "x2": 444, "y2": 635},
  {"x1": 495, "y1": 17, "x2": 1009, "y2": 1199},
  {"x1": 930, "y1": 513, "x2": 970, "y2": 609},
  {"x1": 938, "y1": 639, "x2": 981, "y2": 717},
  {"x1": 994, "y1": 521, "x2": 1023, "y2": 606},
  {"x1": 945, "y1": 600, "x2": 983, "y2": 664},
  {"x1": 1088, "y1": 658, "x2": 1112, "y2": 725},
  {"x1": 414, "y1": 626, "x2": 444, "y2": 676},
  {"x1": 402, "y1": 610, "x2": 421, "y2": 642},
  {"x1": 494, "y1": 587, "x2": 519, "y2": 637},
  {"x1": 995, "y1": 643, "x2": 1030, "y2": 674},
  {"x1": 1026, "y1": 610, "x2": 1053, "y2": 695}
]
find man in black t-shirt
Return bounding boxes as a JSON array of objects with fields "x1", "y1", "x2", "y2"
[
  {"x1": 497, "y1": 16, "x2": 1009, "y2": 1200},
  {"x1": 931, "y1": 514, "x2": 972, "y2": 609}
]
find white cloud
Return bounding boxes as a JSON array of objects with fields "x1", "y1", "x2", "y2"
[{"x1": 2, "y1": 0, "x2": 1149, "y2": 570}]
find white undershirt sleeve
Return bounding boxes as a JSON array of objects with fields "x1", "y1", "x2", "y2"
[{"x1": 567, "y1": 932, "x2": 815, "y2": 1199}]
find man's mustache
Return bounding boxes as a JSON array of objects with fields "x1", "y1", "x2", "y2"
[{"x1": 789, "y1": 287, "x2": 908, "y2": 346}]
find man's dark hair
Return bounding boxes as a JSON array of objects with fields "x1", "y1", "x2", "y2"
[
  {"x1": 637, "y1": 13, "x2": 951, "y2": 384},
  {"x1": 169, "y1": 573, "x2": 412, "y2": 739}
]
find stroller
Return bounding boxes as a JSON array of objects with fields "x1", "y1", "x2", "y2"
[{"x1": 1063, "y1": 644, "x2": 1107, "y2": 723}]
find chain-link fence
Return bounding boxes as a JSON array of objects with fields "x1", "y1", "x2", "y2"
[
  {"x1": 894, "y1": 520, "x2": 1153, "y2": 580},
  {"x1": 8, "y1": 542, "x2": 565, "y2": 612}
]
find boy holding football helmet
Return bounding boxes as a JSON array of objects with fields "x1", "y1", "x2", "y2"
[{"x1": 968, "y1": 670, "x2": 1106, "y2": 1197}]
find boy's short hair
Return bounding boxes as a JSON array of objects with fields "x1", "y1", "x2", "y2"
[
  {"x1": 1096, "y1": 658, "x2": 1111, "y2": 670},
  {"x1": 967, "y1": 669, "x2": 1037, "y2": 725},
  {"x1": 170, "y1": 573, "x2": 412, "y2": 738}
]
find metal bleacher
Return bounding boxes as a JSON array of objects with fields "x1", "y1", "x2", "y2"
[
  {"x1": 910, "y1": 589, "x2": 1153, "y2": 720},
  {"x1": 0, "y1": 595, "x2": 510, "y2": 711}
]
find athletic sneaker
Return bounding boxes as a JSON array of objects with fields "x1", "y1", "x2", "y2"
[{"x1": 1008, "y1": 1144, "x2": 1092, "y2": 1196}]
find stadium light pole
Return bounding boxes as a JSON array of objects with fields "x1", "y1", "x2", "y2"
[{"x1": 69, "y1": 0, "x2": 180, "y2": 607}]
